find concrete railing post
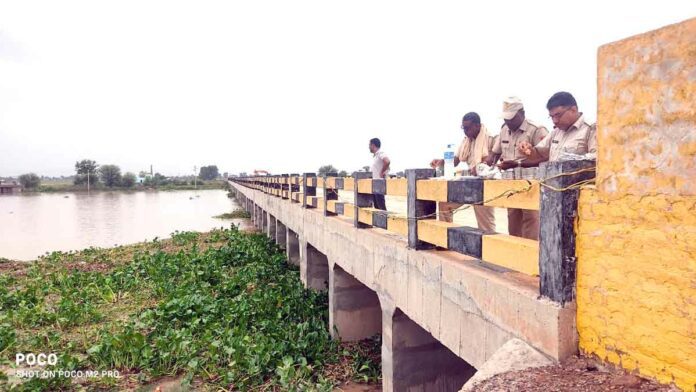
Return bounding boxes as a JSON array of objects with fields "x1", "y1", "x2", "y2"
[
  {"x1": 289, "y1": 173, "x2": 299, "y2": 202},
  {"x1": 281, "y1": 174, "x2": 289, "y2": 199},
  {"x1": 538, "y1": 160, "x2": 596, "y2": 304},
  {"x1": 303, "y1": 172, "x2": 316, "y2": 208},
  {"x1": 406, "y1": 168, "x2": 437, "y2": 250},
  {"x1": 353, "y1": 171, "x2": 373, "y2": 228},
  {"x1": 323, "y1": 172, "x2": 338, "y2": 216}
]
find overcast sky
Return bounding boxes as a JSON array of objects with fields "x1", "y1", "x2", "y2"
[{"x1": 1, "y1": 1, "x2": 694, "y2": 177}]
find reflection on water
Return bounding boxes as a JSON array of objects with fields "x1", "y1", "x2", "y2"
[{"x1": 0, "y1": 190, "x2": 241, "y2": 261}]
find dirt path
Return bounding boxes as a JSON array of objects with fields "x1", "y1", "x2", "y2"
[{"x1": 471, "y1": 355, "x2": 677, "y2": 392}]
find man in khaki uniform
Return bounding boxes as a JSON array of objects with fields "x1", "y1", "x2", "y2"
[
  {"x1": 487, "y1": 97, "x2": 548, "y2": 240},
  {"x1": 430, "y1": 112, "x2": 496, "y2": 233},
  {"x1": 519, "y1": 91, "x2": 597, "y2": 162}
]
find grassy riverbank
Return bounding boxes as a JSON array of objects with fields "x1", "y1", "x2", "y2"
[
  {"x1": 24, "y1": 179, "x2": 228, "y2": 193},
  {"x1": 0, "y1": 227, "x2": 380, "y2": 391}
]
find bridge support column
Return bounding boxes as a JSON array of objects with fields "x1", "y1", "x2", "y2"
[
  {"x1": 268, "y1": 214, "x2": 276, "y2": 243},
  {"x1": 258, "y1": 206, "x2": 264, "y2": 231},
  {"x1": 262, "y1": 209, "x2": 268, "y2": 233},
  {"x1": 301, "y1": 243, "x2": 330, "y2": 291},
  {"x1": 276, "y1": 221, "x2": 287, "y2": 249},
  {"x1": 254, "y1": 204, "x2": 261, "y2": 230},
  {"x1": 382, "y1": 306, "x2": 476, "y2": 392},
  {"x1": 329, "y1": 264, "x2": 381, "y2": 341},
  {"x1": 257, "y1": 206, "x2": 263, "y2": 231},
  {"x1": 286, "y1": 229, "x2": 300, "y2": 266}
]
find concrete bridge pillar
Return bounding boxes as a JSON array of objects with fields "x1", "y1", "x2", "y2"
[
  {"x1": 329, "y1": 264, "x2": 381, "y2": 341},
  {"x1": 257, "y1": 206, "x2": 263, "y2": 231},
  {"x1": 268, "y1": 214, "x2": 276, "y2": 243},
  {"x1": 382, "y1": 306, "x2": 476, "y2": 392},
  {"x1": 286, "y1": 229, "x2": 300, "y2": 266},
  {"x1": 301, "y1": 243, "x2": 330, "y2": 291},
  {"x1": 262, "y1": 209, "x2": 268, "y2": 233},
  {"x1": 276, "y1": 221, "x2": 287, "y2": 249}
]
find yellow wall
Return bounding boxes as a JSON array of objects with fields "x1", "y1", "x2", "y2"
[{"x1": 576, "y1": 18, "x2": 696, "y2": 391}]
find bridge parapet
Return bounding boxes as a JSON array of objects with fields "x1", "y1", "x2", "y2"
[
  {"x1": 232, "y1": 160, "x2": 594, "y2": 304},
  {"x1": 229, "y1": 164, "x2": 586, "y2": 391}
]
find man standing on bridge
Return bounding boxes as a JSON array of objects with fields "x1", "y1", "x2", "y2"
[
  {"x1": 518, "y1": 91, "x2": 597, "y2": 162},
  {"x1": 430, "y1": 112, "x2": 496, "y2": 233},
  {"x1": 369, "y1": 138, "x2": 390, "y2": 210},
  {"x1": 487, "y1": 97, "x2": 548, "y2": 240}
]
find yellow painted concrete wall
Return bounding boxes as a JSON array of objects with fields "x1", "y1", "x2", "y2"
[{"x1": 576, "y1": 17, "x2": 696, "y2": 391}]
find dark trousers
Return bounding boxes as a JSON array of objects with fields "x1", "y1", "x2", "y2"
[{"x1": 373, "y1": 194, "x2": 386, "y2": 210}]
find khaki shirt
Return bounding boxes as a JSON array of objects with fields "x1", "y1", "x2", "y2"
[
  {"x1": 533, "y1": 114, "x2": 597, "y2": 161},
  {"x1": 492, "y1": 119, "x2": 549, "y2": 162}
]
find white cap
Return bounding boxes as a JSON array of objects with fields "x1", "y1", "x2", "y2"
[{"x1": 501, "y1": 96, "x2": 524, "y2": 120}]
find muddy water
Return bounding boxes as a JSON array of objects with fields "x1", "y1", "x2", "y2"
[{"x1": 0, "y1": 189, "x2": 243, "y2": 261}]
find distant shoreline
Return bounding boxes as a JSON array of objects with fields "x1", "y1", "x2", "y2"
[{"x1": 17, "y1": 180, "x2": 228, "y2": 194}]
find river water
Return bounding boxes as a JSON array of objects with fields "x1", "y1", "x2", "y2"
[{"x1": 0, "y1": 189, "x2": 242, "y2": 261}]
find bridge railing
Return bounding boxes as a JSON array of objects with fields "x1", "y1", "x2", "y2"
[{"x1": 230, "y1": 160, "x2": 595, "y2": 304}]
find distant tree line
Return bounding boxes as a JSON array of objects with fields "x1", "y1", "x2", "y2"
[
  {"x1": 317, "y1": 165, "x2": 348, "y2": 177},
  {"x1": 14, "y1": 160, "x2": 225, "y2": 190},
  {"x1": 317, "y1": 165, "x2": 403, "y2": 178},
  {"x1": 198, "y1": 165, "x2": 219, "y2": 181},
  {"x1": 72, "y1": 159, "x2": 138, "y2": 188},
  {"x1": 18, "y1": 173, "x2": 41, "y2": 189}
]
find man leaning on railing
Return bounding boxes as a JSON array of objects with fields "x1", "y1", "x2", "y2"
[
  {"x1": 429, "y1": 112, "x2": 497, "y2": 234},
  {"x1": 486, "y1": 96, "x2": 549, "y2": 240},
  {"x1": 518, "y1": 91, "x2": 597, "y2": 162}
]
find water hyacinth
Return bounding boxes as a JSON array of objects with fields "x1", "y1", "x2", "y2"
[{"x1": 0, "y1": 226, "x2": 380, "y2": 391}]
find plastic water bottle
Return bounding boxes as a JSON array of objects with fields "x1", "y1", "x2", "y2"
[{"x1": 443, "y1": 144, "x2": 456, "y2": 178}]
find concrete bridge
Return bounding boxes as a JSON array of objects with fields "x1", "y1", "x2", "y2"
[
  {"x1": 229, "y1": 18, "x2": 696, "y2": 391},
  {"x1": 229, "y1": 161, "x2": 593, "y2": 391}
]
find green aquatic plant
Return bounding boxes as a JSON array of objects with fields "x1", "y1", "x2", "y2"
[
  {"x1": 212, "y1": 208, "x2": 251, "y2": 219},
  {"x1": 0, "y1": 226, "x2": 381, "y2": 391}
]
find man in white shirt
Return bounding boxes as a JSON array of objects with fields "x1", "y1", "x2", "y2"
[{"x1": 369, "y1": 138, "x2": 390, "y2": 210}]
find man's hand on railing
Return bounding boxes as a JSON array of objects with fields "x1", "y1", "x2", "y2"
[
  {"x1": 430, "y1": 159, "x2": 444, "y2": 169},
  {"x1": 497, "y1": 160, "x2": 520, "y2": 170}
]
